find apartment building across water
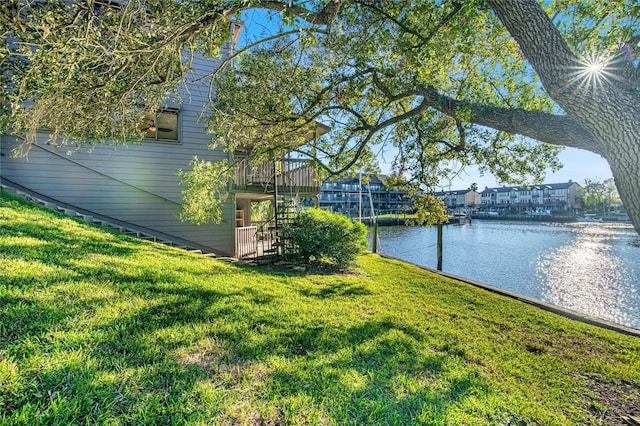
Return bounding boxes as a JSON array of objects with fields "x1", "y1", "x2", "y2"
[
  {"x1": 431, "y1": 181, "x2": 583, "y2": 214},
  {"x1": 479, "y1": 181, "x2": 583, "y2": 213},
  {"x1": 319, "y1": 175, "x2": 413, "y2": 217}
]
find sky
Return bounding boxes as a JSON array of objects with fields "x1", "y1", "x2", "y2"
[{"x1": 238, "y1": 9, "x2": 615, "y2": 191}]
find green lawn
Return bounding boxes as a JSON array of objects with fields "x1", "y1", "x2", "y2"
[{"x1": 1, "y1": 191, "x2": 639, "y2": 425}]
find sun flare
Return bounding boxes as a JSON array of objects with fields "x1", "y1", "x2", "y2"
[
  {"x1": 585, "y1": 58, "x2": 606, "y2": 74},
  {"x1": 566, "y1": 50, "x2": 617, "y2": 91}
]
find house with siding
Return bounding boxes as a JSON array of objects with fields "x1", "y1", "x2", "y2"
[
  {"x1": 432, "y1": 189, "x2": 481, "y2": 211},
  {"x1": 1, "y1": 34, "x2": 324, "y2": 258},
  {"x1": 479, "y1": 181, "x2": 583, "y2": 213}
]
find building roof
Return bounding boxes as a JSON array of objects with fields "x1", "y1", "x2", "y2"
[
  {"x1": 432, "y1": 189, "x2": 473, "y2": 197},
  {"x1": 324, "y1": 174, "x2": 387, "y2": 186},
  {"x1": 480, "y1": 181, "x2": 579, "y2": 194},
  {"x1": 322, "y1": 174, "x2": 415, "y2": 194}
]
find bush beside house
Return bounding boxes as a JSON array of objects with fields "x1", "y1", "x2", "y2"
[{"x1": 281, "y1": 208, "x2": 368, "y2": 268}]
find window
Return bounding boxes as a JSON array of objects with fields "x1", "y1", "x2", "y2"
[{"x1": 141, "y1": 109, "x2": 179, "y2": 142}]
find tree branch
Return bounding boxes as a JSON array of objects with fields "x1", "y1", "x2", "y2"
[
  {"x1": 416, "y1": 85, "x2": 601, "y2": 154},
  {"x1": 485, "y1": 0, "x2": 579, "y2": 96},
  {"x1": 355, "y1": 0, "x2": 463, "y2": 50},
  {"x1": 194, "y1": 27, "x2": 328, "y2": 82},
  {"x1": 410, "y1": 0, "x2": 464, "y2": 50},
  {"x1": 236, "y1": 0, "x2": 344, "y2": 27}
]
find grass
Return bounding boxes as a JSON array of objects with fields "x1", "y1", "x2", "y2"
[{"x1": 1, "y1": 190, "x2": 639, "y2": 425}]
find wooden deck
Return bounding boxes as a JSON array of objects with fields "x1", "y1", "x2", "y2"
[{"x1": 232, "y1": 159, "x2": 320, "y2": 195}]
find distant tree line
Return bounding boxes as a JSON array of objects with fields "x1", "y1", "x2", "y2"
[{"x1": 582, "y1": 178, "x2": 620, "y2": 215}]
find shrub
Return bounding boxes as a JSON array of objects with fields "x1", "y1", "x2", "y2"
[{"x1": 281, "y1": 208, "x2": 368, "y2": 268}]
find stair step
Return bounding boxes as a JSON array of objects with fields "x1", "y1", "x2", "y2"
[
  {"x1": 42, "y1": 202, "x2": 57, "y2": 209},
  {"x1": 256, "y1": 256, "x2": 278, "y2": 265},
  {"x1": 75, "y1": 212, "x2": 93, "y2": 222},
  {"x1": 57, "y1": 207, "x2": 75, "y2": 215}
]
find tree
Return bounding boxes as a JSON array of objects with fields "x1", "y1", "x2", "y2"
[
  {"x1": 604, "y1": 178, "x2": 621, "y2": 214},
  {"x1": 2, "y1": 1, "x2": 640, "y2": 233},
  {"x1": 583, "y1": 177, "x2": 620, "y2": 214},
  {"x1": 582, "y1": 178, "x2": 607, "y2": 214}
]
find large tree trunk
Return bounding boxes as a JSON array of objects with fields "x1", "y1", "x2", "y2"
[
  {"x1": 487, "y1": 0, "x2": 640, "y2": 234},
  {"x1": 606, "y1": 136, "x2": 640, "y2": 233}
]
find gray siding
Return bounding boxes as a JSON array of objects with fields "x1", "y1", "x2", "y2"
[{"x1": 0, "y1": 54, "x2": 236, "y2": 255}]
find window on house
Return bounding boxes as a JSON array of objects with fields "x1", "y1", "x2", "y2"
[{"x1": 141, "y1": 109, "x2": 179, "y2": 142}]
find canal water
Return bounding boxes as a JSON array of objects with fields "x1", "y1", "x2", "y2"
[{"x1": 375, "y1": 220, "x2": 640, "y2": 329}]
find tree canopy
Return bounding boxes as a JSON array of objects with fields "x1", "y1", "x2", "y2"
[
  {"x1": 582, "y1": 177, "x2": 620, "y2": 215},
  {"x1": 2, "y1": 0, "x2": 640, "y2": 232}
]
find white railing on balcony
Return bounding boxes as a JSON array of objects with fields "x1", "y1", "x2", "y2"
[{"x1": 233, "y1": 158, "x2": 319, "y2": 192}]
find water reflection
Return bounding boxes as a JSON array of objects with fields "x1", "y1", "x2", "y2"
[
  {"x1": 377, "y1": 221, "x2": 640, "y2": 329},
  {"x1": 536, "y1": 224, "x2": 637, "y2": 326}
]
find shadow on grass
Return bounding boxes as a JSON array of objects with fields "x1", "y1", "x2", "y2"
[
  {"x1": 1, "y1": 277, "x2": 489, "y2": 423},
  {"x1": 0, "y1": 198, "x2": 235, "y2": 290},
  {"x1": 1, "y1": 195, "x2": 492, "y2": 424},
  {"x1": 297, "y1": 281, "x2": 373, "y2": 299}
]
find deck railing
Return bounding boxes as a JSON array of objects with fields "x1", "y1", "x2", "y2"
[
  {"x1": 235, "y1": 224, "x2": 281, "y2": 260},
  {"x1": 233, "y1": 158, "x2": 320, "y2": 193},
  {"x1": 235, "y1": 226, "x2": 257, "y2": 258}
]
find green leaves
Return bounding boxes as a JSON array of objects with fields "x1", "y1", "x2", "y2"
[
  {"x1": 281, "y1": 208, "x2": 368, "y2": 268},
  {"x1": 4, "y1": 1, "x2": 639, "y2": 228},
  {"x1": 582, "y1": 177, "x2": 619, "y2": 214},
  {"x1": 411, "y1": 194, "x2": 449, "y2": 227},
  {"x1": 177, "y1": 157, "x2": 231, "y2": 225},
  {"x1": 2, "y1": 0, "x2": 231, "y2": 149},
  {"x1": 208, "y1": 0, "x2": 575, "y2": 189}
]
